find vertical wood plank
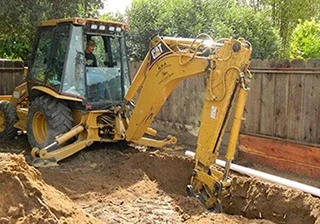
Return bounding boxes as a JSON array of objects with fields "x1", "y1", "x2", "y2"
[
  {"x1": 260, "y1": 73, "x2": 275, "y2": 136},
  {"x1": 181, "y1": 79, "x2": 190, "y2": 126},
  {"x1": 4, "y1": 60, "x2": 11, "y2": 94},
  {"x1": 274, "y1": 74, "x2": 289, "y2": 138},
  {"x1": 172, "y1": 82, "x2": 180, "y2": 125},
  {"x1": 185, "y1": 76, "x2": 205, "y2": 127},
  {"x1": 305, "y1": 59, "x2": 320, "y2": 144},
  {"x1": 0, "y1": 60, "x2": 4, "y2": 95},
  {"x1": 242, "y1": 72, "x2": 262, "y2": 133},
  {"x1": 303, "y1": 74, "x2": 320, "y2": 143},
  {"x1": 195, "y1": 76, "x2": 206, "y2": 126},
  {"x1": 287, "y1": 60, "x2": 305, "y2": 141},
  {"x1": 287, "y1": 74, "x2": 304, "y2": 141}
]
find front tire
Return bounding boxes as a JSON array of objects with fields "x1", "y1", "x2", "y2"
[
  {"x1": 27, "y1": 96, "x2": 73, "y2": 149},
  {"x1": 0, "y1": 101, "x2": 18, "y2": 139}
]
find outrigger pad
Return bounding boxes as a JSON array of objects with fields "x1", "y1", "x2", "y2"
[{"x1": 31, "y1": 157, "x2": 59, "y2": 168}]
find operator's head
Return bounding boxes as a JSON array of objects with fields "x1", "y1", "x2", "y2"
[{"x1": 86, "y1": 40, "x2": 96, "y2": 54}]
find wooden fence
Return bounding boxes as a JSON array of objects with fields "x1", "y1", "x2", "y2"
[
  {"x1": 244, "y1": 59, "x2": 320, "y2": 145},
  {"x1": 130, "y1": 59, "x2": 320, "y2": 146},
  {"x1": 0, "y1": 60, "x2": 24, "y2": 95}
]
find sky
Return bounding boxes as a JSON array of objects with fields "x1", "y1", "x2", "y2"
[{"x1": 101, "y1": 0, "x2": 133, "y2": 13}]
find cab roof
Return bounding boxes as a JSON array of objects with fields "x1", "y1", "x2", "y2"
[{"x1": 39, "y1": 17, "x2": 128, "y2": 29}]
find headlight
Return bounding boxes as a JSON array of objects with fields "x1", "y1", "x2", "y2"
[
  {"x1": 99, "y1": 25, "x2": 106, "y2": 30},
  {"x1": 90, "y1": 24, "x2": 98, "y2": 30}
]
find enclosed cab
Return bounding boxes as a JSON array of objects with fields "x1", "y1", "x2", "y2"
[
  {"x1": 27, "y1": 18, "x2": 131, "y2": 110},
  {"x1": 3, "y1": 18, "x2": 133, "y2": 150}
]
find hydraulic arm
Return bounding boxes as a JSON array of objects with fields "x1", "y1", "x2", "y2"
[{"x1": 124, "y1": 34, "x2": 252, "y2": 209}]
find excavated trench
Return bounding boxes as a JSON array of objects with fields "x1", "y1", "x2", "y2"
[{"x1": 0, "y1": 136, "x2": 320, "y2": 223}]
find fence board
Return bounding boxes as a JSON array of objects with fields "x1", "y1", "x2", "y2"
[
  {"x1": 0, "y1": 60, "x2": 4, "y2": 94},
  {"x1": 243, "y1": 73, "x2": 262, "y2": 133},
  {"x1": 189, "y1": 77, "x2": 205, "y2": 127},
  {"x1": 274, "y1": 74, "x2": 289, "y2": 138},
  {"x1": 260, "y1": 73, "x2": 275, "y2": 136},
  {"x1": 181, "y1": 79, "x2": 190, "y2": 126},
  {"x1": 303, "y1": 74, "x2": 320, "y2": 143},
  {"x1": 170, "y1": 81, "x2": 182, "y2": 124},
  {"x1": 0, "y1": 60, "x2": 23, "y2": 95},
  {"x1": 287, "y1": 74, "x2": 304, "y2": 141}
]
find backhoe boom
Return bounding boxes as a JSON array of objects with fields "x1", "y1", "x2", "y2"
[{"x1": 124, "y1": 34, "x2": 252, "y2": 209}]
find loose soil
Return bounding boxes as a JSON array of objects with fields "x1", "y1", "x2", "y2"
[{"x1": 0, "y1": 134, "x2": 320, "y2": 224}]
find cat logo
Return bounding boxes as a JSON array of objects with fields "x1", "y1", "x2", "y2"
[
  {"x1": 149, "y1": 42, "x2": 171, "y2": 70},
  {"x1": 151, "y1": 43, "x2": 163, "y2": 60}
]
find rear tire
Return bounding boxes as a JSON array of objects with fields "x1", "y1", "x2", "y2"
[
  {"x1": 27, "y1": 95, "x2": 73, "y2": 149},
  {"x1": 0, "y1": 101, "x2": 18, "y2": 139}
]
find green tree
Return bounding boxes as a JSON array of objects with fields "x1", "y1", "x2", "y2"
[
  {"x1": 0, "y1": 0, "x2": 103, "y2": 60},
  {"x1": 256, "y1": 0, "x2": 320, "y2": 58},
  {"x1": 126, "y1": 0, "x2": 280, "y2": 60},
  {"x1": 290, "y1": 18, "x2": 320, "y2": 59}
]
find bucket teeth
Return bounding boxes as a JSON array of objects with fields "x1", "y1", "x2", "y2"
[{"x1": 31, "y1": 157, "x2": 59, "y2": 168}]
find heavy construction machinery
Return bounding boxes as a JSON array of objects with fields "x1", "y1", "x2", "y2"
[{"x1": 0, "y1": 18, "x2": 252, "y2": 209}]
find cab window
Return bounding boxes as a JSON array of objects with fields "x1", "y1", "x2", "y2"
[
  {"x1": 29, "y1": 28, "x2": 54, "y2": 82},
  {"x1": 46, "y1": 24, "x2": 70, "y2": 90}
]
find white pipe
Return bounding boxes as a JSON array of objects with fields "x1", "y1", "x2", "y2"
[{"x1": 185, "y1": 150, "x2": 320, "y2": 198}]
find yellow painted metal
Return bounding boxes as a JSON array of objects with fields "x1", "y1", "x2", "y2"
[
  {"x1": 194, "y1": 39, "x2": 251, "y2": 167},
  {"x1": 133, "y1": 135, "x2": 177, "y2": 148},
  {"x1": 225, "y1": 88, "x2": 249, "y2": 161},
  {"x1": 55, "y1": 125, "x2": 85, "y2": 145},
  {"x1": 39, "y1": 17, "x2": 127, "y2": 29},
  {"x1": 189, "y1": 39, "x2": 251, "y2": 208},
  {"x1": 23, "y1": 67, "x2": 28, "y2": 77},
  {"x1": 84, "y1": 111, "x2": 105, "y2": 141},
  {"x1": 38, "y1": 140, "x2": 89, "y2": 163},
  {"x1": 146, "y1": 127, "x2": 157, "y2": 136},
  {"x1": 114, "y1": 112, "x2": 126, "y2": 141},
  {"x1": 14, "y1": 108, "x2": 28, "y2": 131},
  {"x1": 125, "y1": 36, "x2": 210, "y2": 141},
  {"x1": 0, "y1": 96, "x2": 12, "y2": 101},
  {"x1": 33, "y1": 111, "x2": 47, "y2": 144},
  {"x1": 71, "y1": 109, "x2": 85, "y2": 126},
  {"x1": 0, "y1": 111, "x2": 5, "y2": 132},
  {"x1": 32, "y1": 86, "x2": 83, "y2": 102},
  {"x1": 10, "y1": 82, "x2": 28, "y2": 106}
]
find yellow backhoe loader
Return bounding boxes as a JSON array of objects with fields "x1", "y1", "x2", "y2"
[{"x1": 0, "y1": 17, "x2": 252, "y2": 209}]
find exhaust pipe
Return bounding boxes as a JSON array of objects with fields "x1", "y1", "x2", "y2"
[{"x1": 185, "y1": 150, "x2": 320, "y2": 198}]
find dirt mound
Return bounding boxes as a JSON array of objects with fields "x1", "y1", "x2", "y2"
[
  {"x1": 1, "y1": 138, "x2": 320, "y2": 224},
  {"x1": 225, "y1": 177, "x2": 320, "y2": 223},
  {"x1": 0, "y1": 153, "x2": 97, "y2": 224},
  {"x1": 127, "y1": 151, "x2": 195, "y2": 195}
]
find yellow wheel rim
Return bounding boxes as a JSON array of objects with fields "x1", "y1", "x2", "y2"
[
  {"x1": 33, "y1": 111, "x2": 47, "y2": 144},
  {"x1": 0, "y1": 111, "x2": 5, "y2": 132}
]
